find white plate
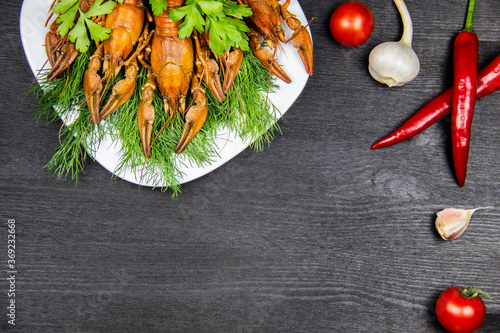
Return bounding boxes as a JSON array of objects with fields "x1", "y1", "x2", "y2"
[{"x1": 20, "y1": 0, "x2": 311, "y2": 187}]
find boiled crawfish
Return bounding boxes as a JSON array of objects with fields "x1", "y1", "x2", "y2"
[
  {"x1": 221, "y1": 47, "x2": 244, "y2": 93},
  {"x1": 138, "y1": 0, "x2": 209, "y2": 156},
  {"x1": 44, "y1": 0, "x2": 311, "y2": 159},
  {"x1": 45, "y1": 0, "x2": 96, "y2": 80},
  {"x1": 83, "y1": 0, "x2": 150, "y2": 124},
  {"x1": 197, "y1": 33, "x2": 225, "y2": 102},
  {"x1": 241, "y1": 0, "x2": 313, "y2": 82}
]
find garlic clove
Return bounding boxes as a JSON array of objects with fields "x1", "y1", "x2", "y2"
[
  {"x1": 368, "y1": 42, "x2": 420, "y2": 87},
  {"x1": 435, "y1": 207, "x2": 492, "y2": 240}
]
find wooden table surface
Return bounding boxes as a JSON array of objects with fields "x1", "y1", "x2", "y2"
[{"x1": 2, "y1": 0, "x2": 499, "y2": 332}]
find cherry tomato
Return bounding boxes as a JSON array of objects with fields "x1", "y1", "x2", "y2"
[
  {"x1": 436, "y1": 286, "x2": 489, "y2": 333},
  {"x1": 329, "y1": 1, "x2": 374, "y2": 47}
]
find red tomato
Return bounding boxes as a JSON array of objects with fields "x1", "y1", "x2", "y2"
[
  {"x1": 436, "y1": 286, "x2": 488, "y2": 333},
  {"x1": 329, "y1": 1, "x2": 374, "y2": 47}
]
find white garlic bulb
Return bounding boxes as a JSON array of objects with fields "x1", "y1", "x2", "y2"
[
  {"x1": 368, "y1": 0, "x2": 420, "y2": 87},
  {"x1": 435, "y1": 207, "x2": 492, "y2": 240}
]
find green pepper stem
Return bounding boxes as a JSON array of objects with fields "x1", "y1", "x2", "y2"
[{"x1": 463, "y1": 0, "x2": 477, "y2": 33}]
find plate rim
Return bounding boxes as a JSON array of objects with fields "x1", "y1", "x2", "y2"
[{"x1": 19, "y1": 0, "x2": 311, "y2": 187}]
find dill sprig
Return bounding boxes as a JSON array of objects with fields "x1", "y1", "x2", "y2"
[
  {"x1": 32, "y1": 50, "x2": 102, "y2": 182},
  {"x1": 220, "y1": 51, "x2": 281, "y2": 151},
  {"x1": 30, "y1": 43, "x2": 281, "y2": 196}
]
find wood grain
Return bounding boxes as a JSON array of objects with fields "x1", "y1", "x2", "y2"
[{"x1": 1, "y1": 0, "x2": 499, "y2": 332}]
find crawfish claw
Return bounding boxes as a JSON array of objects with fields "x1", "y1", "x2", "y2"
[
  {"x1": 193, "y1": 32, "x2": 225, "y2": 102},
  {"x1": 289, "y1": 26, "x2": 313, "y2": 75},
  {"x1": 175, "y1": 77, "x2": 208, "y2": 154},
  {"x1": 99, "y1": 60, "x2": 139, "y2": 121},
  {"x1": 249, "y1": 29, "x2": 291, "y2": 84},
  {"x1": 175, "y1": 104, "x2": 208, "y2": 154},
  {"x1": 204, "y1": 58, "x2": 225, "y2": 102},
  {"x1": 222, "y1": 48, "x2": 244, "y2": 93},
  {"x1": 45, "y1": 21, "x2": 79, "y2": 81},
  {"x1": 138, "y1": 72, "x2": 156, "y2": 158},
  {"x1": 83, "y1": 44, "x2": 104, "y2": 124},
  {"x1": 281, "y1": 3, "x2": 313, "y2": 75}
]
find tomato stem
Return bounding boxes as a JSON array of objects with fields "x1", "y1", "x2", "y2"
[
  {"x1": 459, "y1": 287, "x2": 493, "y2": 299},
  {"x1": 463, "y1": 0, "x2": 477, "y2": 33}
]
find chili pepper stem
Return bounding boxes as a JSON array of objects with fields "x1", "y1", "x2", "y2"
[{"x1": 463, "y1": 0, "x2": 477, "y2": 33}]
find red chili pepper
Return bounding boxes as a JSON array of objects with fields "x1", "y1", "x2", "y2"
[
  {"x1": 370, "y1": 54, "x2": 500, "y2": 150},
  {"x1": 452, "y1": 0, "x2": 479, "y2": 187},
  {"x1": 370, "y1": 89, "x2": 453, "y2": 150}
]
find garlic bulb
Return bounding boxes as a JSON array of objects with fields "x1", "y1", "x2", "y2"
[
  {"x1": 368, "y1": 0, "x2": 420, "y2": 87},
  {"x1": 435, "y1": 207, "x2": 492, "y2": 240}
]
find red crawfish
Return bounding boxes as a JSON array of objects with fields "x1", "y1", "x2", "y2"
[
  {"x1": 44, "y1": 0, "x2": 97, "y2": 80},
  {"x1": 137, "y1": 0, "x2": 209, "y2": 156},
  {"x1": 240, "y1": 0, "x2": 313, "y2": 82},
  {"x1": 82, "y1": 0, "x2": 151, "y2": 124}
]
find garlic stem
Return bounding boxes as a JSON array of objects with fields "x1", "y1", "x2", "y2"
[
  {"x1": 394, "y1": 0, "x2": 413, "y2": 47},
  {"x1": 367, "y1": 0, "x2": 419, "y2": 87}
]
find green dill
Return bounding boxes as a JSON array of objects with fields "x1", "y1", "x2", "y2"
[
  {"x1": 31, "y1": 40, "x2": 281, "y2": 196},
  {"x1": 32, "y1": 50, "x2": 97, "y2": 182}
]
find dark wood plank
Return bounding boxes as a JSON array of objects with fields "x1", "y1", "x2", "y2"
[{"x1": 1, "y1": 0, "x2": 499, "y2": 332}]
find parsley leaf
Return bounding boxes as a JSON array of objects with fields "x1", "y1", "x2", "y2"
[
  {"x1": 69, "y1": 16, "x2": 90, "y2": 51},
  {"x1": 53, "y1": 0, "x2": 79, "y2": 14},
  {"x1": 85, "y1": 0, "x2": 117, "y2": 17},
  {"x1": 197, "y1": 0, "x2": 223, "y2": 15},
  {"x1": 52, "y1": 0, "x2": 252, "y2": 55},
  {"x1": 207, "y1": 16, "x2": 249, "y2": 55},
  {"x1": 170, "y1": 2, "x2": 205, "y2": 38},
  {"x1": 85, "y1": 17, "x2": 110, "y2": 42},
  {"x1": 52, "y1": 0, "x2": 117, "y2": 53},
  {"x1": 169, "y1": 0, "x2": 252, "y2": 56},
  {"x1": 54, "y1": 0, "x2": 80, "y2": 37},
  {"x1": 222, "y1": 0, "x2": 252, "y2": 19},
  {"x1": 149, "y1": 0, "x2": 168, "y2": 16}
]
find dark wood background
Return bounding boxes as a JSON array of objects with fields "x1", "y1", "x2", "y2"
[{"x1": 1, "y1": 0, "x2": 499, "y2": 332}]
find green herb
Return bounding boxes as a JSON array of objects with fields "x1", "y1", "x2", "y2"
[
  {"x1": 32, "y1": 0, "x2": 283, "y2": 196},
  {"x1": 53, "y1": 0, "x2": 117, "y2": 52},
  {"x1": 31, "y1": 49, "x2": 96, "y2": 182},
  {"x1": 169, "y1": 0, "x2": 252, "y2": 55},
  {"x1": 149, "y1": 0, "x2": 169, "y2": 16},
  {"x1": 31, "y1": 46, "x2": 280, "y2": 196}
]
